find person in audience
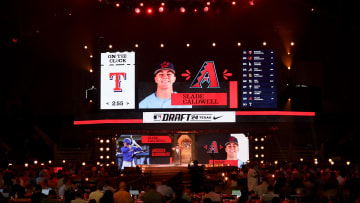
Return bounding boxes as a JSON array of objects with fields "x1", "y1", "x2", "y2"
[
  {"x1": 59, "y1": 177, "x2": 74, "y2": 197},
  {"x1": 157, "y1": 179, "x2": 174, "y2": 201},
  {"x1": 89, "y1": 184, "x2": 104, "y2": 203},
  {"x1": 11, "y1": 177, "x2": 26, "y2": 198},
  {"x1": 140, "y1": 183, "x2": 165, "y2": 203},
  {"x1": 260, "y1": 186, "x2": 279, "y2": 203},
  {"x1": 40, "y1": 189, "x2": 58, "y2": 203},
  {"x1": 256, "y1": 177, "x2": 269, "y2": 197},
  {"x1": 64, "y1": 188, "x2": 76, "y2": 203},
  {"x1": 170, "y1": 187, "x2": 188, "y2": 203},
  {"x1": 102, "y1": 180, "x2": 116, "y2": 192},
  {"x1": 71, "y1": 189, "x2": 87, "y2": 203},
  {"x1": 113, "y1": 181, "x2": 132, "y2": 203},
  {"x1": 31, "y1": 184, "x2": 47, "y2": 203},
  {"x1": 204, "y1": 185, "x2": 221, "y2": 202},
  {"x1": 100, "y1": 190, "x2": 114, "y2": 203},
  {"x1": 247, "y1": 162, "x2": 259, "y2": 193}
]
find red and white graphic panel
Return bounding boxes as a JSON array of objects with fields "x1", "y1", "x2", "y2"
[{"x1": 100, "y1": 52, "x2": 135, "y2": 109}]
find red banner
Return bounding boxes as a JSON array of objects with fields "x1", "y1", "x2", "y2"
[
  {"x1": 142, "y1": 136, "x2": 172, "y2": 143},
  {"x1": 171, "y1": 93, "x2": 227, "y2": 106},
  {"x1": 152, "y1": 148, "x2": 170, "y2": 156}
]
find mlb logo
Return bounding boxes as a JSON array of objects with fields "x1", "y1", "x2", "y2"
[{"x1": 153, "y1": 114, "x2": 162, "y2": 121}]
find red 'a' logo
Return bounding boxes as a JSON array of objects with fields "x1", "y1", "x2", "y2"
[
  {"x1": 190, "y1": 61, "x2": 220, "y2": 88},
  {"x1": 207, "y1": 141, "x2": 219, "y2": 153}
]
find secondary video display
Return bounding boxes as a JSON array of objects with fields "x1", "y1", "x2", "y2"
[{"x1": 115, "y1": 133, "x2": 249, "y2": 169}]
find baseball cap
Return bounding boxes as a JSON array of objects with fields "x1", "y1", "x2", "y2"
[
  {"x1": 154, "y1": 61, "x2": 175, "y2": 75},
  {"x1": 124, "y1": 138, "x2": 132, "y2": 145},
  {"x1": 225, "y1": 136, "x2": 238, "y2": 146}
]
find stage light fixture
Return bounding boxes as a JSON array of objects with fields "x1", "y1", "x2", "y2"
[
  {"x1": 25, "y1": 163, "x2": 29, "y2": 167},
  {"x1": 106, "y1": 147, "x2": 110, "y2": 151},
  {"x1": 100, "y1": 139, "x2": 104, "y2": 143},
  {"x1": 108, "y1": 44, "x2": 113, "y2": 49},
  {"x1": 160, "y1": 43, "x2": 164, "y2": 48},
  {"x1": 115, "y1": 3, "x2": 120, "y2": 8},
  {"x1": 158, "y1": 6, "x2": 164, "y2": 13},
  {"x1": 346, "y1": 161, "x2": 350, "y2": 165},
  {"x1": 260, "y1": 137, "x2": 264, "y2": 141},
  {"x1": 97, "y1": 162, "x2": 100, "y2": 165},
  {"x1": 287, "y1": 66, "x2": 291, "y2": 70},
  {"x1": 62, "y1": 160, "x2": 66, "y2": 163},
  {"x1": 106, "y1": 155, "x2": 110, "y2": 159},
  {"x1": 237, "y1": 42, "x2": 241, "y2": 46},
  {"x1": 106, "y1": 139, "x2": 110, "y2": 143},
  {"x1": 135, "y1": 8, "x2": 141, "y2": 14},
  {"x1": 212, "y1": 42, "x2": 216, "y2": 47},
  {"x1": 48, "y1": 160, "x2": 52, "y2": 164},
  {"x1": 262, "y1": 41, "x2": 267, "y2": 46},
  {"x1": 255, "y1": 146, "x2": 258, "y2": 150},
  {"x1": 100, "y1": 156, "x2": 104, "y2": 159},
  {"x1": 134, "y1": 44, "x2": 139, "y2": 48},
  {"x1": 82, "y1": 162, "x2": 86, "y2": 166},
  {"x1": 84, "y1": 45, "x2": 88, "y2": 49},
  {"x1": 290, "y1": 42, "x2": 295, "y2": 46},
  {"x1": 254, "y1": 138, "x2": 258, "y2": 142},
  {"x1": 106, "y1": 163, "x2": 110, "y2": 166},
  {"x1": 249, "y1": 0, "x2": 255, "y2": 6},
  {"x1": 89, "y1": 69, "x2": 93, "y2": 73},
  {"x1": 203, "y1": 6, "x2": 209, "y2": 12},
  {"x1": 8, "y1": 163, "x2": 12, "y2": 166},
  {"x1": 139, "y1": 2, "x2": 144, "y2": 7},
  {"x1": 34, "y1": 160, "x2": 38, "y2": 164},
  {"x1": 300, "y1": 158, "x2": 303, "y2": 162},
  {"x1": 90, "y1": 54, "x2": 93, "y2": 58},
  {"x1": 255, "y1": 154, "x2": 259, "y2": 158},
  {"x1": 161, "y1": 2, "x2": 165, "y2": 6},
  {"x1": 206, "y1": 1, "x2": 211, "y2": 6},
  {"x1": 186, "y1": 43, "x2": 190, "y2": 47},
  {"x1": 232, "y1": 1, "x2": 236, "y2": 6},
  {"x1": 180, "y1": 7, "x2": 186, "y2": 13},
  {"x1": 194, "y1": 8, "x2": 198, "y2": 13},
  {"x1": 41, "y1": 163, "x2": 44, "y2": 166},
  {"x1": 146, "y1": 8, "x2": 153, "y2": 14},
  {"x1": 100, "y1": 147, "x2": 103, "y2": 151},
  {"x1": 274, "y1": 160, "x2": 278, "y2": 165},
  {"x1": 260, "y1": 146, "x2": 264, "y2": 150},
  {"x1": 261, "y1": 154, "x2": 264, "y2": 157}
]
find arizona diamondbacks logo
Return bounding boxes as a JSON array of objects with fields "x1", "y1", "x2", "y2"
[{"x1": 190, "y1": 61, "x2": 220, "y2": 88}]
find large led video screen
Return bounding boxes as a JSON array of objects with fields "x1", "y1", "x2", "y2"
[{"x1": 100, "y1": 50, "x2": 277, "y2": 111}]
